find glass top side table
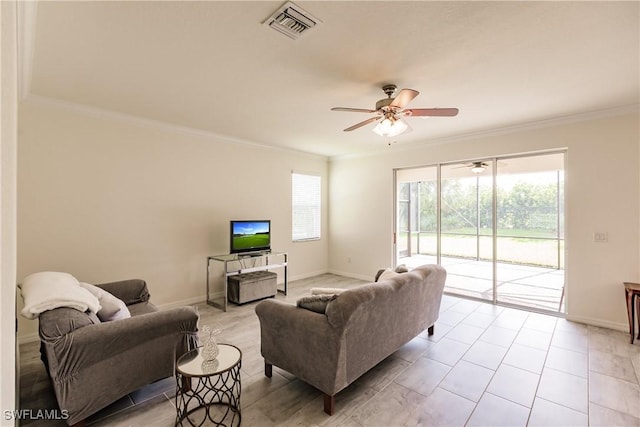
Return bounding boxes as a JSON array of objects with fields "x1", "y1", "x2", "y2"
[{"x1": 175, "y1": 344, "x2": 242, "y2": 426}]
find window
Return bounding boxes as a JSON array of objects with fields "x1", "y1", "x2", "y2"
[{"x1": 292, "y1": 172, "x2": 321, "y2": 241}]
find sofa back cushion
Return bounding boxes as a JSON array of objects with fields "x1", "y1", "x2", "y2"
[{"x1": 96, "y1": 279, "x2": 150, "y2": 305}]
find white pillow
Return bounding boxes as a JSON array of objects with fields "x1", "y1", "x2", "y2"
[
  {"x1": 395, "y1": 264, "x2": 409, "y2": 273},
  {"x1": 79, "y1": 282, "x2": 126, "y2": 321},
  {"x1": 102, "y1": 298, "x2": 131, "y2": 321},
  {"x1": 378, "y1": 268, "x2": 400, "y2": 281}
]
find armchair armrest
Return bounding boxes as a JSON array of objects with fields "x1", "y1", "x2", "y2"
[
  {"x1": 44, "y1": 306, "x2": 199, "y2": 379},
  {"x1": 255, "y1": 299, "x2": 347, "y2": 395},
  {"x1": 96, "y1": 279, "x2": 150, "y2": 305}
]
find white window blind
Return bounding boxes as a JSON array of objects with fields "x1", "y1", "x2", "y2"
[{"x1": 292, "y1": 172, "x2": 321, "y2": 241}]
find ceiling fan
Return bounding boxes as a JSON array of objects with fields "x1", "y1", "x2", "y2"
[
  {"x1": 460, "y1": 161, "x2": 489, "y2": 174},
  {"x1": 331, "y1": 84, "x2": 459, "y2": 137},
  {"x1": 453, "y1": 160, "x2": 506, "y2": 174}
]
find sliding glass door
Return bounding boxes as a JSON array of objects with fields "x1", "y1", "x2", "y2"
[
  {"x1": 394, "y1": 152, "x2": 565, "y2": 313},
  {"x1": 494, "y1": 154, "x2": 565, "y2": 312}
]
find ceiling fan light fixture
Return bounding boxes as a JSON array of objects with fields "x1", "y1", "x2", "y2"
[
  {"x1": 471, "y1": 163, "x2": 486, "y2": 174},
  {"x1": 372, "y1": 116, "x2": 408, "y2": 137}
]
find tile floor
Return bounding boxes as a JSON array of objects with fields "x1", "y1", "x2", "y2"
[{"x1": 19, "y1": 273, "x2": 640, "y2": 426}]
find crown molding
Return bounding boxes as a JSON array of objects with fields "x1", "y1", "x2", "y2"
[
  {"x1": 330, "y1": 103, "x2": 640, "y2": 161},
  {"x1": 21, "y1": 93, "x2": 637, "y2": 163},
  {"x1": 22, "y1": 94, "x2": 329, "y2": 161}
]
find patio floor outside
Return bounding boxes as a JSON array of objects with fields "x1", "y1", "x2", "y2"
[{"x1": 401, "y1": 254, "x2": 565, "y2": 313}]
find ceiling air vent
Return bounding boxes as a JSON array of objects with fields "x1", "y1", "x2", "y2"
[{"x1": 264, "y1": 2, "x2": 320, "y2": 40}]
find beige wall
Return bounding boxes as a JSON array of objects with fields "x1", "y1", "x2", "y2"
[
  {"x1": 17, "y1": 100, "x2": 329, "y2": 341},
  {"x1": 1, "y1": 0, "x2": 18, "y2": 420},
  {"x1": 15, "y1": 97, "x2": 640, "y2": 338},
  {"x1": 329, "y1": 112, "x2": 640, "y2": 331}
]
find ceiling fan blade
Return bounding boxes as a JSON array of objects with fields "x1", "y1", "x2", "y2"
[
  {"x1": 331, "y1": 107, "x2": 377, "y2": 113},
  {"x1": 406, "y1": 108, "x2": 459, "y2": 117},
  {"x1": 343, "y1": 116, "x2": 380, "y2": 132},
  {"x1": 389, "y1": 89, "x2": 419, "y2": 109}
]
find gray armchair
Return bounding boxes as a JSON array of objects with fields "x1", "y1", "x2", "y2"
[{"x1": 37, "y1": 279, "x2": 199, "y2": 426}]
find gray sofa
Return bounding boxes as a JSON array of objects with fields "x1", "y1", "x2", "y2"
[
  {"x1": 255, "y1": 264, "x2": 446, "y2": 415},
  {"x1": 37, "y1": 279, "x2": 199, "y2": 426}
]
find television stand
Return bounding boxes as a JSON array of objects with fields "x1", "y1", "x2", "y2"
[
  {"x1": 206, "y1": 251, "x2": 288, "y2": 312},
  {"x1": 239, "y1": 250, "x2": 271, "y2": 258}
]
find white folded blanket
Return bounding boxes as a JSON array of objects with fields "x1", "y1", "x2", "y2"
[{"x1": 19, "y1": 272, "x2": 101, "y2": 319}]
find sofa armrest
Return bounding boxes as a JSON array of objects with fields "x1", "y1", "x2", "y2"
[
  {"x1": 96, "y1": 279, "x2": 150, "y2": 305},
  {"x1": 255, "y1": 299, "x2": 347, "y2": 396},
  {"x1": 43, "y1": 306, "x2": 199, "y2": 379}
]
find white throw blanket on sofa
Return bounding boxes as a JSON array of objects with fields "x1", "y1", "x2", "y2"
[{"x1": 19, "y1": 272, "x2": 101, "y2": 319}]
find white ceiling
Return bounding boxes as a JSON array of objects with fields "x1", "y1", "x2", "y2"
[{"x1": 24, "y1": 1, "x2": 639, "y2": 158}]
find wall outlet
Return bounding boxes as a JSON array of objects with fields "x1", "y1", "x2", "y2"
[
  {"x1": 347, "y1": 257, "x2": 352, "y2": 263},
  {"x1": 593, "y1": 232, "x2": 608, "y2": 243}
]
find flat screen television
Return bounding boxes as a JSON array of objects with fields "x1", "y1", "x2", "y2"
[{"x1": 229, "y1": 220, "x2": 271, "y2": 254}]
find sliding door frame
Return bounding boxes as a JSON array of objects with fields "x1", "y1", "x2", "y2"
[{"x1": 393, "y1": 149, "x2": 567, "y2": 314}]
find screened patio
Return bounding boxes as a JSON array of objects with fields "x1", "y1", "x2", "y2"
[{"x1": 401, "y1": 254, "x2": 565, "y2": 313}]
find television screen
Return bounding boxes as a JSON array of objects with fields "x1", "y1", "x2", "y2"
[{"x1": 230, "y1": 220, "x2": 271, "y2": 254}]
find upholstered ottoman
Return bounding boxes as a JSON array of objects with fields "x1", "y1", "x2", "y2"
[{"x1": 228, "y1": 271, "x2": 277, "y2": 304}]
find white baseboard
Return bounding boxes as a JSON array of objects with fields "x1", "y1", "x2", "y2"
[
  {"x1": 327, "y1": 269, "x2": 373, "y2": 282},
  {"x1": 289, "y1": 269, "x2": 330, "y2": 282},
  {"x1": 565, "y1": 314, "x2": 628, "y2": 332},
  {"x1": 157, "y1": 295, "x2": 207, "y2": 310}
]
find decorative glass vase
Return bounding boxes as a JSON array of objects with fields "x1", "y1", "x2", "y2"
[
  {"x1": 201, "y1": 358, "x2": 219, "y2": 374},
  {"x1": 201, "y1": 325, "x2": 221, "y2": 361}
]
